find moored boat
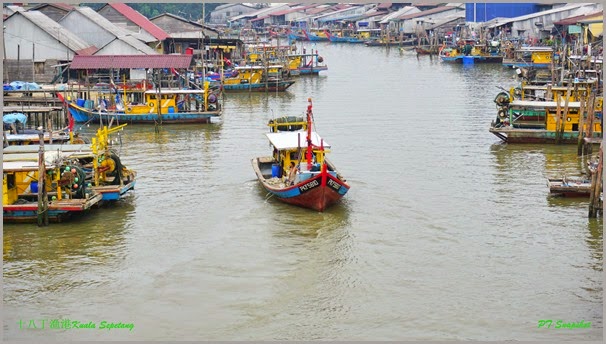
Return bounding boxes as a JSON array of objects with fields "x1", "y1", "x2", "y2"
[
  {"x1": 324, "y1": 30, "x2": 366, "y2": 43},
  {"x1": 251, "y1": 98, "x2": 350, "y2": 212},
  {"x1": 489, "y1": 95, "x2": 603, "y2": 144},
  {"x1": 439, "y1": 40, "x2": 503, "y2": 63},
  {"x1": 3, "y1": 124, "x2": 136, "y2": 224},
  {"x1": 286, "y1": 53, "x2": 328, "y2": 75},
  {"x1": 502, "y1": 46, "x2": 553, "y2": 69},
  {"x1": 65, "y1": 86, "x2": 222, "y2": 124},
  {"x1": 3, "y1": 154, "x2": 103, "y2": 223},
  {"x1": 548, "y1": 176, "x2": 592, "y2": 197},
  {"x1": 220, "y1": 65, "x2": 295, "y2": 92}
]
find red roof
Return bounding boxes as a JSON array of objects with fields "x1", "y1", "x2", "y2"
[
  {"x1": 107, "y1": 3, "x2": 169, "y2": 41},
  {"x1": 251, "y1": 15, "x2": 269, "y2": 22},
  {"x1": 75, "y1": 46, "x2": 99, "y2": 56},
  {"x1": 377, "y1": 3, "x2": 392, "y2": 9},
  {"x1": 70, "y1": 55, "x2": 192, "y2": 69}
]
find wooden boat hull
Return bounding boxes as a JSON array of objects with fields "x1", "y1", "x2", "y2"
[
  {"x1": 489, "y1": 127, "x2": 602, "y2": 144},
  {"x1": 440, "y1": 55, "x2": 503, "y2": 63},
  {"x1": 222, "y1": 80, "x2": 295, "y2": 92},
  {"x1": 92, "y1": 179, "x2": 136, "y2": 201},
  {"x1": 548, "y1": 178, "x2": 592, "y2": 197},
  {"x1": 296, "y1": 66, "x2": 328, "y2": 75},
  {"x1": 502, "y1": 61, "x2": 551, "y2": 69},
  {"x1": 68, "y1": 102, "x2": 221, "y2": 124},
  {"x1": 365, "y1": 41, "x2": 414, "y2": 47},
  {"x1": 3, "y1": 193, "x2": 103, "y2": 223},
  {"x1": 252, "y1": 157, "x2": 349, "y2": 212}
]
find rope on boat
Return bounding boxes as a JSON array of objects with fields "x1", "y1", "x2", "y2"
[{"x1": 264, "y1": 192, "x2": 275, "y2": 202}]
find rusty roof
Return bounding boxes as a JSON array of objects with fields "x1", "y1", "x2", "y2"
[
  {"x1": 70, "y1": 54, "x2": 192, "y2": 69},
  {"x1": 105, "y1": 3, "x2": 169, "y2": 41}
]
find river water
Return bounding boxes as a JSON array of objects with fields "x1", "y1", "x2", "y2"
[{"x1": 3, "y1": 42, "x2": 602, "y2": 341}]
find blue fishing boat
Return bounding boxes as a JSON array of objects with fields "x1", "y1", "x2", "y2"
[
  {"x1": 220, "y1": 65, "x2": 295, "y2": 92},
  {"x1": 66, "y1": 88, "x2": 222, "y2": 124}
]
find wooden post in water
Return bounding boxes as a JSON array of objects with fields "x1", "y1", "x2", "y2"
[
  {"x1": 555, "y1": 93, "x2": 562, "y2": 143},
  {"x1": 585, "y1": 93, "x2": 596, "y2": 155},
  {"x1": 558, "y1": 84, "x2": 572, "y2": 144},
  {"x1": 46, "y1": 115, "x2": 53, "y2": 144},
  {"x1": 577, "y1": 93, "x2": 586, "y2": 155},
  {"x1": 265, "y1": 58, "x2": 269, "y2": 93},
  {"x1": 588, "y1": 142, "x2": 603, "y2": 218},
  {"x1": 37, "y1": 131, "x2": 48, "y2": 226},
  {"x1": 156, "y1": 69, "x2": 162, "y2": 126}
]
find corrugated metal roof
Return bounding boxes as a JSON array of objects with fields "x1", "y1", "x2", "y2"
[
  {"x1": 107, "y1": 3, "x2": 169, "y2": 41},
  {"x1": 380, "y1": 6, "x2": 418, "y2": 23},
  {"x1": 251, "y1": 15, "x2": 270, "y2": 22},
  {"x1": 70, "y1": 54, "x2": 192, "y2": 69},
  {"x1": 30, "y1": 3, "x2": 74, "y2": 12},
  {"x1": 396, "y1": 6, "x2": 458, "y2": 20},
  {"x1": 65, "y1": 7, "x2": 157, "y2": 55},
  {"x1": 150, "y1": 13, "x2": 220, "y2": 35},
  {"x1": 230, "y1": 4, "x2": 290, "y2": 21},
  {"x1": 19, "y1": 11, "x2": 97, "y2": 55},
  {"x1": 74, "y1": 7, "x2": 132, "y2": 38},
  {"x1": 488, "y1": 3, "x2": 589, "y2": 28},
  {"x1": 110, "y1": 35, "x2": 158, "y2": 55},
  {"x1": 554, "y1": 10, "x2": 602, "y2": 26},
  {"x1": 428, "y1": 14, "x2": 466, "y2": 30}
]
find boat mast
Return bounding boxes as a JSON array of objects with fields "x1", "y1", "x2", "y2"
[{"x1": 305, "y1": 97, "x2": 313, "y2": 170}]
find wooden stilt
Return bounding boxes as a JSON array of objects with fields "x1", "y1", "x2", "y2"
[
  {"x1": 588, "y1": 142, "x2": 603, "y2": 218},
  {"x1": 577, "y1": 94, "x2": 586, "y2": 155},
  {"x1": 555, "y1": 94, "x2": 562, "y2": 143},
  {"x1": 37, "y1": 131, "x2": 48, "y2": 226},
  {"x1": 558, "y1": 84, "x2": 572, "y2": 144},
  {"x1": 585, "y1": 93, "x2": 596, "y2": 155}
]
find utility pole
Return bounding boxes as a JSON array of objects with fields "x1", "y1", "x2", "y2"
[{"x1": 204, "y1": 3, "x2": 207, "y2": 24}]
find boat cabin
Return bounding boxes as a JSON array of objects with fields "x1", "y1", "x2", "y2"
[
  {"x1": 265, "y1": 131, "x2": 332, "y2": 181},
  {"x1": 505, "y1": 99, "x2": 602, "y2": 134},
  {"x1": 503, "y1": 46, "x2": 553, "y2": 68},
  {"x1": 125, "y1": 89, "x2": 217, "y2": 114},
  {"x1": 514, "y1": 81, "x2": 597, "y2": 102}
]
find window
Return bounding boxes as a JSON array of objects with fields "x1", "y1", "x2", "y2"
[{"x1": 34, "y1": 62, "x2": 44, "y2": 74}]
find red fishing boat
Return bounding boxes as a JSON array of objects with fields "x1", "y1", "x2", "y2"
[{"x1": 251, "y1": 98, "x2": 350, "y2": 211}]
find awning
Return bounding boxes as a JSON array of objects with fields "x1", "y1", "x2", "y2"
[
  {"x1": 265, "y1": 131, "x2": 331, "y2": 150},
  {"x1": 588, "y1": 23, "x2": 603, "y2": 37}
]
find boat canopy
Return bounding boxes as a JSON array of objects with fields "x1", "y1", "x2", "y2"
[
  {"x1": 235, "y1": 65, "x2": 284, "y2": 70},
  {"x1": 3, "y1": 160, "x2": 55, "y2": 172},
  {"x1": 265, "y1": 131, "x2": 331, "y2": 150},
  {"x1": 515, "y1": 47, "x2": 553, "y2": 52},
  {"x1": 144, "y1": 89, "x2": 206, "y2": 95},
  {"x1": 510, "y1": 100, "x2": 582, "y2": 108},
  {"x1": 3, "y1": 144, "x2": 91, "y2": 154},
  {"x1": 2, "y1": 150, "x2": 92, "y2": 163}
]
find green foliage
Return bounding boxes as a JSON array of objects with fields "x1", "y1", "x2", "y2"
[{"x1": 81, "y1": 3, "x2": 224, "y2": 21}]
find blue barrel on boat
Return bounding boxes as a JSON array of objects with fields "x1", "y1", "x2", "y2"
[
  {"x1": 463, "y1": 56, "x2": 474, "y2": 65},
  {"x1": 76, "y1": 98, "x2": 86, "y2": 107},
  {"x1": 168, "y1": 106, "x2": 175, "y2": 113},
  {"x1": 30, "y1": 181, "x2": 38, "y2": 193},
  {"x1": 271, "y1": 164, "x2": 280, "y2": 178}
]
